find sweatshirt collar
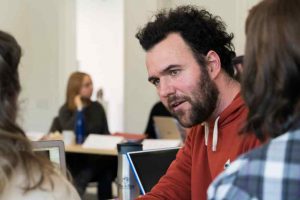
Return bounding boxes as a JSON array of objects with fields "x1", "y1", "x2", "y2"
[{"x1": 202, "y1": 93, "x2": 245, "y2": 151}]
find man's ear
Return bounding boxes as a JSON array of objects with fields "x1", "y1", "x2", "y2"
[{"x1": 206, "y1": 50, "x2": 221, "y2": 80}]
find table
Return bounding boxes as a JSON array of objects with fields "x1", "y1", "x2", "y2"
[
  {"x1": 64, "y1": 133, "x2": 146, "y2": 156},
  {"x1": 65, "y1": 144, "x2": 118, "y2": 156}
]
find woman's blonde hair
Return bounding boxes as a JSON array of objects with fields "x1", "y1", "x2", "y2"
[
  {"x1": 66, "y1": 71, "x2": 90, "y2": 110},
  {"x1": 0, "y1": 130, "x2": 58, "y2": 194},
  {"x1": 0, "y1": 30, "x2": 66, "y2": 195}
]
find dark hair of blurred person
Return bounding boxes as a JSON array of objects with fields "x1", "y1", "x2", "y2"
[
  {"x1": 0, "y1": 30, "x2": 80, "y2": 199},
  {"x1": 0, "y1": 30, "x2": 23, "y2": 135},
  {"x1": 232, "y1": 55, "x2": 244, "y2": 81},
  {"x1": 242, "y1": 0, "x2": 300, "y2": 141},
  {"x1": 208, "y1": 0, "x2": 300, "y2": 199}
]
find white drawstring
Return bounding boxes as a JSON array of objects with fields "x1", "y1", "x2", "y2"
[
  {"x1": 203, "y1": 122, "x2": 209, "y2": 146},
  {"x1": 212, "y1": 116, "x2": 220, "y2": 151}
]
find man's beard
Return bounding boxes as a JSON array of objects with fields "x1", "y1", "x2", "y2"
[{"x1": 167, "y1": 69, "x2": 219, "y2": 127}]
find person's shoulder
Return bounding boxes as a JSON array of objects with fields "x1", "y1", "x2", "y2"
[
  {"x1": 59, "y1": 103, "x2": 68, "y2": 112},
  {"x1": 244, "y1": 130, "x2": 298, "y2": 161},
  {"x1": 49, "y1": 173, "x2": 81, "y2": 200},
  {"x1": 59, "y1": 103, "x2": 66, "y2": 108},
  {"x1": 207, "y1": 153, "x2": 254, "y2": 200},
  {"x1": 207, "y1": 132, "x2": 295, "y2": 200},
  {"x1": 85, "y1": 101, "x2": 106, "y2": 114},
  {"x1": 225, "y1": 130, "x2": 297, "y2": 173},
  {"x1": 89, "y1": 101, "x2": 100, "y2": 106},
  {"x1": 89, "y1": 101, "x2": 104, "y2": 109},
  {"x1": 26, "y1": 172, "x2": 80, "y2": 200},
  {"x1": 4, "y1": 168, "x2": 80, "y2": 200}
]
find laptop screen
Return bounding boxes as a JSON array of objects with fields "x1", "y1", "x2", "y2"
[
  {"x1": 32, "y1": 140, "x2": 66, "y2": 175},
  {"x1": 127, "y1": 147, "x2": 179, "y2": 194}
]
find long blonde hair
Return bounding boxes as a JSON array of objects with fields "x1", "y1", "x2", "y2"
[
  {"x1": 66, "y1": 71, "x2": 90, "y2": 110},
  {"x1": 0, "y1": 30, "x2": 64, "y2": 195},
  {"x1": 0, "y1": 130, "x2": 58, "y2": 194}
]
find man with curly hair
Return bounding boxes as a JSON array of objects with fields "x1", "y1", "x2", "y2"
[{"x1": 136, "y1": 6, "x2": 261, "y2": 199}]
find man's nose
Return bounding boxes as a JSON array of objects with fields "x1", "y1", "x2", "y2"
[{"x1": 158, "y1": 78, "x2": 175, "y2": 98}]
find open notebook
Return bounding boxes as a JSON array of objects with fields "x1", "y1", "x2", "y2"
[{"x1": 127, "y1": 147, "x2": 180, "y2": 195}]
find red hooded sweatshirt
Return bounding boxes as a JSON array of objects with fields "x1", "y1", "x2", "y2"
[{"x1": 137, "y1": 94, "x2": 261, "y2": 200}]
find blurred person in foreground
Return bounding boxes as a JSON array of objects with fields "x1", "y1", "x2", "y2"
[
  {"x1": 136, "y1": 5, "x2": 261, "y2": 200},
  {"x1": 232, "y1": 55, "x2": 244, "y2": 81},
  {"x1": 0, "y1": 30, "x2": 80, "y2": 200},
  {"x1": 208, "y1": 0, "x2": 300, "y2": 199}
]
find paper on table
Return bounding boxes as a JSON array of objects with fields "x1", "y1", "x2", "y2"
[
  {"x1": 142, "y1": 139, "x2": 181, "y2": 150},
  {"x1": 82, "y1": 134, "x2": 125, "y2": 150}
]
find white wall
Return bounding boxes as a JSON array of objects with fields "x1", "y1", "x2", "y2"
[
  {"x1": 76, "y1": 0, "x2": 124, "y2": 133},
  {"x1": 0, "y1": 0, "x2": 76, "y2": 133},
  {"x1": 123, "y1": 0, "x2": 162, "y2": 133}
]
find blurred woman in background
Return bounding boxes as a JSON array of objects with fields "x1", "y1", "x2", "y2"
[
  {"x1": 54, "y1": 71, "x2": 109, "y2": 136},
  {"x1": 0, "y1": 30, "x2": 80, "y2": 199},
  {"x1": 53, "y1": 71, "x2": 116, "y2": 200}
]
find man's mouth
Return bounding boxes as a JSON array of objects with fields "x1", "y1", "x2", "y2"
[{"x1": 170, "y1": 100, "x2": 186, "y2": 110}]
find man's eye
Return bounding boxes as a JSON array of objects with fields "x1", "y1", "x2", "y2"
[
  {"x1": 170, "y1": 70, "x2": 179, "y2": 76},
  {"x1": 152, "y1": 79, "x2": 160, "y2": 86}
]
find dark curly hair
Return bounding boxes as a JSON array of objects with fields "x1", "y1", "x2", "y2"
[
  {"x1": 0, "y1": 30, "x2": 24, "y2": 135},
  {"x1": 136, "y1": 5, "x2": 236, "y2": 77},
  {"x1": 242, "y1": 0, "x2": 300, "y2": 141}
]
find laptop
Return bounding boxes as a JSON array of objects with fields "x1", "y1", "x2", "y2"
[
  {"x1": 153, "y1": 116, "x2": 186, "y2": 141},
  {"x1": 31, "y1": 140, "x2": 67, "y2": 175},
  {"x1": 126, "y1": 147, "x2": 180, "y2": 195}
]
